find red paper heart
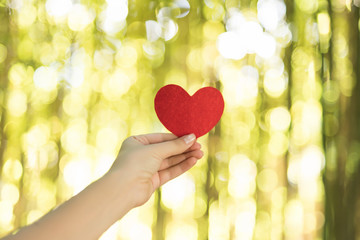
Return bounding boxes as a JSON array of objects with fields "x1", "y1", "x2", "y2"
[{"x1": 154, "y1": 84, "x2": 224, "y2": 138}]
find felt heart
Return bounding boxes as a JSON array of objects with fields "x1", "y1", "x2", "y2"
[{"x1": 154, "y1": 84, "x2": 224, "y2": 138}]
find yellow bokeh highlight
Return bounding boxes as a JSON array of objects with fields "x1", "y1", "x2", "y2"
[
  {"x1": 257, "y1": 169, "x2": 278, "y2": 193},
  {"x1": 162, "y1": 173, "x2": 195, "y2": 213},
  {"x1": 231, "y1": 121, "x2": 251, "y2": 145},
  {"x1": 1, "y1": 183, "x2": 19, "y2": 205},
  {"x1": 317, "y1": 13, "x2": 330, "y2": 35},
  {"x1": 102, "y1": 69, "x2": 136, "y2": 101},
  {"x1": 186, "y1": 48, "x2": 203, "y2": 72},
  {"x1": 235, "y1": 210, "x2": 256, "y2": 240},
  {"x1": 63, "y1": 93, "x2": 87, "y2": 117},
  {"x1": 209, "y1": 202, "x2": 230, "y2": 240},
  {"x1": 63, "y1": 158, "x2": 92, "y2": 193},
  {"x1": 33, "y1": 66, "x2": 58, "y2": 91},
  {"x1": 115, "y1": 44, "x2": 138, "y2": 68},
  {"x1": 264, "y1": 69, "x2": 288, "y2": 97},
  {"x1": 7, "y1": 90, "x2": 27, "y2": 117},
  {"x1": 203, "y1": 21, "x2": 225, "y2": 41},
  {"x1": 117, "y1": 209, "x2": 152, "y2": 240},
  {"x1": 228, "y1": 154, "x2": 257, "y2": 198},
  {"x1": 8, "y1": 63, "x2": 32, "y2": 87},
  {"x1": 164, "y1": 68, "x2": 187, "y2": 89},
  {"x1": 39, "y1": 42, "x2": 56, "y2": 65},
  {"x1": 17, "y1": 38, "x2": 34, "y2": 61},
  {"x1": 26, "y1": 210, "x2": 44, "y2": 225},
  {"x1": 23, "y1": 124, "x2": 50, "y2": 149},
  {"x1": 94, "y1": 49, "x2": 114, "y2": 71},
  {"x1": 268, "y1": 107, "x2": 291, "y2": 132},
  {"x1": 17, "y1": 4, "x2": 37, "y2": 28},
  {"x1": 284, "y1": 200, "x2": 304, "y2": 237},
  {"x1": 0, "y1": 201, "x2": 13, "y2": 225},
  {"x1": 61, "y1": 119, "x2": 88, "y2": 154},
  {"x1": 36, "y1": 179, "x2": 57, "y2": 212},
  {"x1": 295, "y1": 0, "x2": 318, "y2": 13},
  {"x1": 166, "y1": 220, "x2": 198, "y2": 240},
  {"x1": 220, "y1": 65, "x2": 259, "y2": 108},
  {"x1": 268, "y1": 133, "x2": 289, "y2": 156},
  {"x1": 2, "y1": 159, "x2": 23, "y2": 182},
  {"x1": 96, "y1": 127, "x2": 122, "y2": 153},
  {"x1": 67, "y1": 4, "x2": 94, "y2": 31}
]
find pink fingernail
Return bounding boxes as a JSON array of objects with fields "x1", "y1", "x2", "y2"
[{"x1": 184, "y1": 134, "x2": 196, "y2": 144}]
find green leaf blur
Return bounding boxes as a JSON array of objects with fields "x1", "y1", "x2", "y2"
[{"x1": 0, "y1": 0, "x2": 359, "y2": 239}]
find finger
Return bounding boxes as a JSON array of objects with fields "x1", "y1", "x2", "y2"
[
  {"x1": 177, "y1": 142, "x2": 201, "y2": 155},
  {"x1": 159, "y1": 149, "x2": 203, "y2": 170},
  {"x1": 122, "y1": 133, "x2": 178, "y2": 149},
  {"x1": 158, "y1": 157, "x2": 198, "y2": 186},
  {"x1": 132, "y1": 133, "x2": 178, "y2": 145},
  {"x1": 188, "y1": 142, "x2": 201, "y2": 151},
  {"x1": 149, "y1": 134, "x2": 196, "y2": 159}
]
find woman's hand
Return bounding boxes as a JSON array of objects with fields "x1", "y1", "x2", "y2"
[
  {"x1": 108, "y1": 133, "x2": 203, "y2": 207},
  {"x1": 2, "y1": 133, "x2": 203, "y2": 240}
]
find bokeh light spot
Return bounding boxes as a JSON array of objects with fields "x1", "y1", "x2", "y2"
[
  {"x1": 17, "y1": 5, "x2": 37, "y2": 28},
  {"x1": 228, "y1": 154, "x2": 257, "y2": 198},
  {"x1": 257, "y1": 0, "x2": 286, "y2": 31},
  {"x1": 46, "y1": 0, "x2": 72, "y2": 17},
  {"x1": 174, "y1": 0, "x2": 190, "y2": 18},
  {"x1": 264, "y1": 69, "x2": 288, "y2": 97},
  {"x1": 257, "y1": 169, "x2": 278, "y2": 192},
  {"x1": 67, "y1": 4, "x2": 95, "y2": 31},
  {"x1": 146, "y1": 20, "x2": 162, "y2": 42},
  {"x1": 7, "y1": 90, "x2": 27, "y2": 117},
  {"x1": 269, "y1": 107, "x2": 291, "y2": 131},
  {"x1": 166, "y1": 220, "x2": 198, "y2": 240},
  {"x1": 317, "y1": 13, "x2": 330, "y2": 35},
  {"x1": 94, "y1": 49, "x2": 114, "y2": 71},
  {"x1": 0, "y1": 201, "x2": 13, "y2": 225},
  {"x1": 2, "y1": 159, "x2": 23, "y2": 181},
  {"x1": 295, "y1": 0, "x2": 318, "y2": 13},
  {"x1": 115, "y1": 44, "x2": 138, "y2": 68},
  {"x1": 33, "y1": 66, "x2": 58, "y2": 91},
  {"x1": 162, "y1": 174, "x2": 195, "y2": 210},
  {"x1": 1, "y1": 184, "x2": 19, "y2": 205},
  {"x1": 63, "y1": 159, "x2": 92, "y2": 194}
]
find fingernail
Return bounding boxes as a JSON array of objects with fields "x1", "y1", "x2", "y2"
[{"x1": 183, "y1": 134, "x2": 196, "y2": 144}]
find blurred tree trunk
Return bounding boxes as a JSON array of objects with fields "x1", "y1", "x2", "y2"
[
  {"x1": 0, "y1": 5, "x2": 11, "y2": 173},
  {"x1": 323, "y1": 4, "x2": 360, "y2": 240},
  {"x1": 203, "y1": 79, "x2": 222, "y2": 240}
]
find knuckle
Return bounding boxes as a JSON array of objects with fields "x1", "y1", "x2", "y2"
[
  {"x1": 123, "y1": 136, "x2": 134, "y2": 144},
  {"x1": 175, "y1": 138, "x2": 186, "y2": 147}
]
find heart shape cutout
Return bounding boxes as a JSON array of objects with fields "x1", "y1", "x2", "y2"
[{"x1": 154, "y1": 84, "x2": 224, "y2": 138}]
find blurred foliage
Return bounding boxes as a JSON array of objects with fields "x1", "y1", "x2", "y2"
[{"x1": 0, "y1": 0, "x2": 359, "y2": 239}]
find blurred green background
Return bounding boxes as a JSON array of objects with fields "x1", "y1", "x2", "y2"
[{"x1": 0, "y1": 0, "x2": 359, "y2": 239}]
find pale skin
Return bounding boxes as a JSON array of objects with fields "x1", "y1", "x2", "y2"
[{"x1": 2, "y1": 133, "x2": 202, "y2": 240}]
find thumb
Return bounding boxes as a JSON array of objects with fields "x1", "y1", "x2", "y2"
[{"x1": 149, "y1": 133, "x2": 196, "y2": 159}]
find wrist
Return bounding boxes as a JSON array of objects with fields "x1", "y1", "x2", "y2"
[
  {"x1": 103, "y1": 169, "x2": 138, "y2": 210},
  {"x1": 105, "y1": 167, "x2": 153, "y2": 208}
]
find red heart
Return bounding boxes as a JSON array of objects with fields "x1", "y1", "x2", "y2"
[{"x1": 154, "y1": 84, "x2": 224, "y2": 138}]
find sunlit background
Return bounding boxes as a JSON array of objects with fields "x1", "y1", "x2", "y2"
[{"x1": 0, "y1": 0, "x2": 359, "y2": 239}]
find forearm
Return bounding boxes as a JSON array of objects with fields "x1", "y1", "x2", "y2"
[{"x1": 4, "y1": 171, "x2": 135, "y2": 240}]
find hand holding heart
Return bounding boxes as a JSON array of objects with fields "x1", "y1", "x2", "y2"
[
  {"x1": 109, "y1": 132, "x2": 203, "y2": 207},
  {"x1": 2, "y1": 85, "x2": 222, "y2": 240},
  {"x1": 108, "y1": 85, "x2": 223, "y2": 206}
]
